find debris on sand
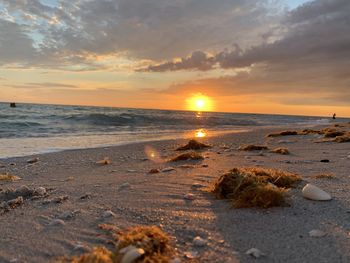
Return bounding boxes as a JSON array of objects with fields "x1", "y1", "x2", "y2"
[
  {"x1": 267, "y1": 131, "x2": 298, "y2": 137},
  {"x1": 176, "y1": 139, "x2": 211, "y2": 151},
  {"x1": 320, "y1": 159, "x2": 330, "y2": 163},
  {"x1": 212, "y1": 167, "x2": 301, "y2": 208},
  {"x1": 102, "y1": 210, "x2": 116, "y2": 218},
  {"x1": 63, "y1": 226, "x2": 175, "y2": 263},
  {"x1": 42, "y1": 195, "x2": 68, "y2": 205},
  {"x1": 49, "y1": 219, "x2": 66, "y2": 227},
  {"x1": 313, "y1": 173, "x2": 336, "y2": 179},
  {"x1": 238, "y1": 145, "x2": 269, "y2": 151},
  {"x1": 193, "y1": 236, "x2": 206, "y2": 247},
  {"x1": 271, "y1": 147, "x2": 290, "y2": 155},
  {"x1": 302, "y1": 184, "x2": 331, "y2": 201},
  {"x1": 148, "y1": 168, "x2": 160, "y2": 174},
  {"x1": 0, "y1": 173, "x2": 21, "y2": 181},
  {"x1": 333, "y1": 135, "x2": 350, "y2": 143},
  {"x1": 184, "y1": 193, "x2": 195, "y2": 200},
  {"x1": 96, "y1": 158, "x2": 111, "y2": 165},
  {"x1": 170, "y1": 151, "x2": 204, "y2": 162},
  {"x1": 0, "y1": 185, "x2": 47, "y2": 213},
  {"x1": 324, "y1": 131, "x2": 345, "y2": 138},
  {"x1": 27, "y1": 157, "x2": 39, "y2": 164}
]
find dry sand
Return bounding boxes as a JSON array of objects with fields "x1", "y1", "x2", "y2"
[{"x1": 0, "y1": 124, "x2": 349, "y2": 263}]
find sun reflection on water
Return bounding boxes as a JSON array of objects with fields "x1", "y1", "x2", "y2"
[{"x1": 195, "y1": 129, "x2": 207, "y2": 138}]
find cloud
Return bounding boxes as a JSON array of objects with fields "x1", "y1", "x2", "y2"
[
  {"x1": 6, "y1": 82, "x2": 78, "y2": 89},
  {"x1": 0, "y1": 0, "x2": 281, "y2": 69}
]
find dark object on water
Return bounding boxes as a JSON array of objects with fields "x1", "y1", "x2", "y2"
[
  {"x1": 10, "y1": 103, "x2": 16, "y2": 108},
  {"x1": 320, "y1": 159, "x2": 330, "y2": 163},
  {"x1": 332, "y1": 113, "x2": 336, "y2": 119}
]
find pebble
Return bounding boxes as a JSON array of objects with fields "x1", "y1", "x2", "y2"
[
  {"x1": 102, "y1": 210, "x2": 116, "y2": 218},
  {"x1": 27, "y1": 158, "x2": 39, "y2": 164},
  {"x1": 161, "y1": 167, "x2": 176, "y2": 172},
  {"x1": 34, "y1": 187, "x2": 46, "y2": 196},
  {"x1": 127, "y1": 169, "x2": 137, "y2": 173},
  {"x1": 49, "y1": 219, "x2": 66, "y2": 226},
  {"x1": 309, "y1": 229, "x2": 326, "y2": 238},
  {"x1": 245, "y1": 248, "x2": 265, "y2": 258},
  {"x1": 201, "y1": 164, "x2": 209, "y2": 168},
  {"x1": 184, "y1": 193, "x2": 195, "y2": 200},
  {"x1": 58, "y1": 211, "x2": 75, "y2": 220},
  {"x1": 119, "y1": 182, "x2": 131, "y2": 190},
  {"x1": 320, "y1": 159, "x2": 330, "y2": 163},
  {"x1": 193, "y1": 236, "x2": 206, "y2": 247},
  {"x1": 170, "y1": 258, "x2": 181, "y2": 263},
  {"x1": 184, "y1": 251, "x2": 198, "y2": 259}
]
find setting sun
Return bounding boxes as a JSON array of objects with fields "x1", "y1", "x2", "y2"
[{"x1": 186, "y1": 94, "x2": 214, "y2": 112}]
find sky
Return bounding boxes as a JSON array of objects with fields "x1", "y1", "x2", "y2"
[{"x1": 0, "y1": 0, "x2": 349, "y2": 116}]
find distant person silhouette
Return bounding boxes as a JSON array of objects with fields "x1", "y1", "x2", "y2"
[{"x1": 332, "y1": 113, "x2": 336, "y2": 119}]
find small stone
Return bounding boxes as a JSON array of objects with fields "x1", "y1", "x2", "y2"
[
  {"x1": 309, "y1": 229, "x2": 326, "y2": 238},
  {"x1": 127, "y1": 169, "x2": 137, "y2": 173},
  {"x1": 27, "y1": 158, "x2": 39, "y2": 164},
  {"x1": 119, "y1": 182, "x2": 131, "y2": 190},
  {"x1": 191, "y1": 183, "x2": 204, "y2": 189},
  {"x1": 58, "y1": 211, "x2": 75, "y2": 220},
  {"x1": 161, "y1": 167, "x2": 176, "y2": 172},
  {"x1": 34, "y1": 187, "x2": 46, "y2": 196},
  {"x1": 245, "y1": 248, "x2": 265, "y2": 258},
  {"x1": 193, "y1": 236, "x2": 206, "y2": 247},
  {"x1": 49, "y1": 219, "x2": 65, "y2": 226},
  {"x1": 184, "y1": 193, "x2": 195, "y2": 200},
  {"x1": 102, "y1": 210, "x2": 116, "y2": 218},
  {"x1": 201, "y1": 164, "x2": 208, "y2": 168},
  {"x1": 121, "y1": 248, "x2": 145, "y2": 263},
  {"x1": 320, "y1": 159, "x2": 330, "y2": 163}
]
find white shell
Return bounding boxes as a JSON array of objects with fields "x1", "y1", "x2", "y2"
[
  {"x1": 309, "y1": 229, "x2": 326, "y2": 238},
  {"x1": 302, "y1": 184, "x2": 332, "y2": 201},
  {"x1": 121, "y1": 248, "x2": 145, "y2": 263},
  {"x1": 161, "y1": 167, "x2": 176, "y2": 172},
  {"x1": 102, "y1": 210, "x2": 116, "y2": 218},
  {"x1": 245, "y1": 248, "x2": 265, "y2": 258},
  {"x1": 193, "y1": 236, "x2": 206, "y2": 247}
]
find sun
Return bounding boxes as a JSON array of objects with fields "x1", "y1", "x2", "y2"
[{"x1": 186, "y1": 94, "x2": 213, "y2": 112}]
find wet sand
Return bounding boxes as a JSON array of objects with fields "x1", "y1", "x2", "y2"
[{"x1": 0, "y1": 124, "x2": 349, "y2": 263}]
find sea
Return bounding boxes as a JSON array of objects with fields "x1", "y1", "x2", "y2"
[{"x1": 0, "y1": 102, "x2": 346, "y2": 158}]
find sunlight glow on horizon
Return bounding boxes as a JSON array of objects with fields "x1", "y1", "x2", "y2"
[{"x1": 186, "y1": 93, "x2": 214, "y2": 112}]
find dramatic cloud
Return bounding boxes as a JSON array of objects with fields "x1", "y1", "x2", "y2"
[{"x1": 0, "y1": 0, "x2": 281, "y2": 69}]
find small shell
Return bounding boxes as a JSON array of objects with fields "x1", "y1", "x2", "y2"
[
  {"x1": 309, "y1": 229, "x2": 326, "y2": 238},
  {"x1": 302, "y1": 184, "x2": 332, "y2": 201},
  {"x1": 193, "y1": 236, "x2": 206, "y2": 247},
  {"x1": 121, "y1": 248, "x2": 145, "y2": 263},
  {"x1": 161, "y1": 167, "x2": 176, "y2": 172},
  {"x1": 245, "y1": 248, "x2": 265, "y2": 258},
  {"x1": 102, "y1": 210, "x2": 116, "y2": 218}
]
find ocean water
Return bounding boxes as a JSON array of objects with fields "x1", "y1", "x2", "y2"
[{"x1": 0, "y1": 102, "x2": 344, "y2": 158}]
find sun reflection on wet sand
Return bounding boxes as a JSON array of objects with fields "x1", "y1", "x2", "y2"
[
  {"x1": 195, "y1": 129, "x2": 207, "y2": 138},
  {"x1": 144, "y1": 145, "x2": 163, "y2": 163}
]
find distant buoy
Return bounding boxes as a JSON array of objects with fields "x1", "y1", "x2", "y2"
[{"x1": 10, "y1": 103, "x2": 16, "y2": 108}]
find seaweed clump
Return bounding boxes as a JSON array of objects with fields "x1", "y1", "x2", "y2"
[
  {"x1": 267, "y1": 131, "x2": 298, "y2": 137},
  {"x1": 176, "y1": 139, "x2": 211, "y2": 151},
  {"x1": 170, "y1": 151, "x2": 204, "y2": 162},
  {"x1": 333, "y1": 135, "x2": 350, "y2": 143},
  {"x1": 313, "y1": 173, "x2": 336, "y2": 179},
  {"x1": 0, "y1": 173, "x2": 21, "y2": 181},
  {"x1": 212, "y1": 167, "x2": 301, "y2": 208},
  {"x1": 324, "y1": 131, "x2": 345, "y2": 138},
  {"x1": 271, "y1": 148, "x2": 290, "y2": 155},
  {"x1": 238, "y1": 145, "x2": 269, "y2": 151},
  {"x1": 60, "y1": 226, "x2": 175, "y2": 263}
]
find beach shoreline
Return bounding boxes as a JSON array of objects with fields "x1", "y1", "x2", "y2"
[{"x1": 0, "y1": 123, "x2": 349, "y2": 262}]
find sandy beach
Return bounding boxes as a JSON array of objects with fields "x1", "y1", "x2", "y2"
[{"x1": 0, "y1": 123, "x2": 350, "y2": 263}]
